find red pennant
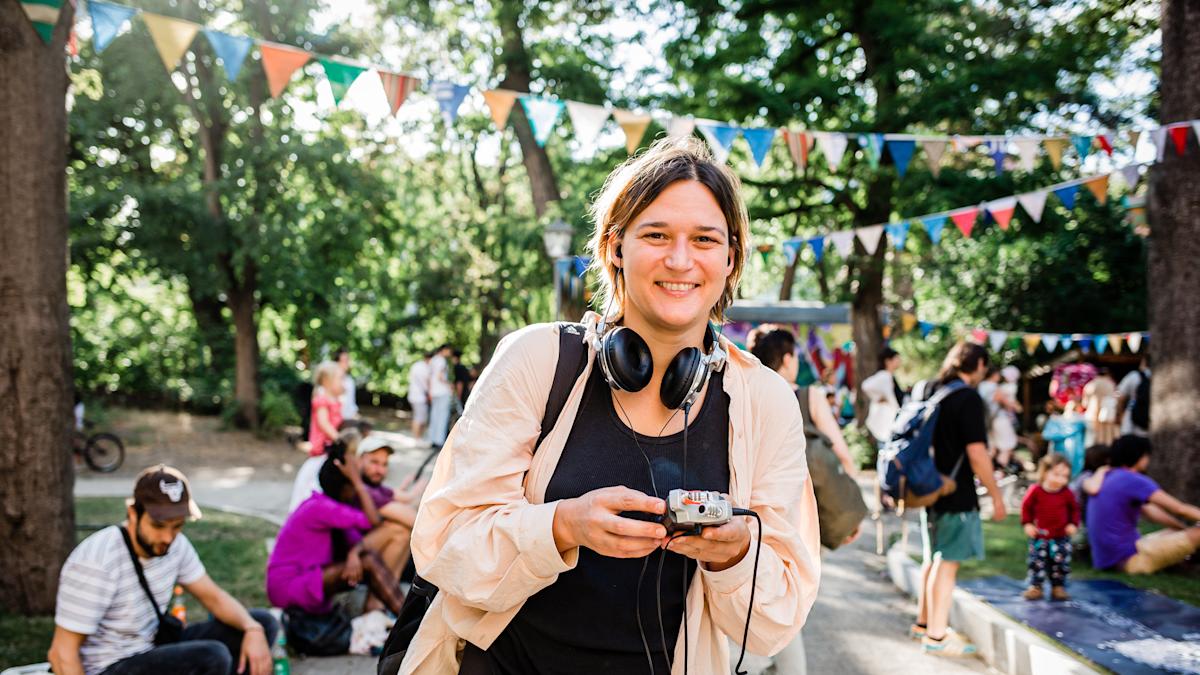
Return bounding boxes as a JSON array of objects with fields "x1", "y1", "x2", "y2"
[
  {"x1": 971, "y1": 328, "x2": 988, "y2": 344},
  {"x1": 950, "y1": 208, "x2": 979, "y2": 238},
  {"x1": 991, "y1": 207, "x2": 1015, "y2": 231},
  {"x1": 1169, "y1": 125, "x2": 1189, "y2": 155},
  {"x1": 1097, "y1": 134, "x2": 1114, "y2": 156}
]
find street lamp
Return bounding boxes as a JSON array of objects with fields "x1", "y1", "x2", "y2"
[{"x1": 542, "y1": 218, "x2": 573, "y2": 320}]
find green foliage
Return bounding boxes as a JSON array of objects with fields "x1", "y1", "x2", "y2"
[{"x1": 843, "y1": 422, "x2": 879, "y2": 470}]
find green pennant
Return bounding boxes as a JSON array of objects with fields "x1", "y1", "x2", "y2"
[
  {"x1": 319, "y1": 58, "x2": 367, "y2": 106},
  {"x1": 21, "y1": 0, "x2": 64, "y2": 44}
]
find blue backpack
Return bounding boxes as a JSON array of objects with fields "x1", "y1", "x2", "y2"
[{"x1": 877, "y1": 380, "x2": 967, "y2": 513}]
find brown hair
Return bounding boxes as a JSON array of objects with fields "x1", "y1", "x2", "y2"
[
  {"x1": 747, "y1": 324, "x2": 797, "y2": 371},
  {"x1": 1037, "y1": 452, "x2": 1072, "y2": 482},
  {"x1": 936, "y1": 341, "x2": 990, "y2": 384},
  {"x1": 586, "y1": 136, "x2": 749, "y2": 323}
]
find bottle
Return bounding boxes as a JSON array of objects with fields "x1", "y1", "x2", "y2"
[
  {"x1": 168, "y1": 585, "x2": 187, "y2": 625},
  {"x1": 272, "y1": 630, "x2": 290, "y2": 675}
]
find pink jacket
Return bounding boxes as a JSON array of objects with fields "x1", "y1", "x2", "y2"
[{"x1": 400, "y1": 316, "x2": 821, "y2": 674}]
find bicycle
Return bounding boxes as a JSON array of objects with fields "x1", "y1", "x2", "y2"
[{"x1": 72, "y1": 422, "x2": 126, "y2": 473}]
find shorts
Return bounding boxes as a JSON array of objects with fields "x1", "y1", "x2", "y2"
[
  {"x1": 922, "y1": 509, "x2": 985, "y2": 563},
  {"x1": 267, "y1": 566, "x2": 328, "y2": 614},
  {"x1": 408, "y1": 398, "x2": 429, "y2": 425},
  {"x1": 1123, "y1": 528, "x2": 1199, "y2": 574}
]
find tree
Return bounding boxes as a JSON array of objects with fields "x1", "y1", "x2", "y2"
[
  {"x1": 0, "y1": 2, "x2": 77, "y2": 613},
  {"x1": 1147, "y1": 0, "x2": 1199, "y2": 505}
]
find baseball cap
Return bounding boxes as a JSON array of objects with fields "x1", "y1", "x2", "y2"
[
  {"x1": 130, "y1": 465, "x2": 202, "y2": 521},
  {"x1": 356, "y1": 435, "x2": 396, "y2": 456}
]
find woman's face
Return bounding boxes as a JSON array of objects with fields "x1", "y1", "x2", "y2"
[{"x1": 616, "y1": 180, "x2": 733, "y2": 334}]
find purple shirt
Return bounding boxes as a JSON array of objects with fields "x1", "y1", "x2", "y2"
[
  {"x1": 1086, "y1": 468, "x2": 1160, "y2": 569},
  {"x1": 267, "y1": 493, "x2": 371, "y2": 600}
]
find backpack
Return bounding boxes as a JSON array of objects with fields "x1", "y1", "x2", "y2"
[
  {"x1": 876, "y1": 380, "x2": 968, "y2": 515},
  {"x1": 377, "y1": 323, "x2": 589, "y2": 675},
  {"x1": 796, "y1": 388, "x2": 868, "y2": 549},
  {"x1": 1130, "y1": 370, "x2": 1151, "y2": 429}
]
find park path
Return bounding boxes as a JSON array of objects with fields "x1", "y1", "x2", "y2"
[{"x1": 74, "y1": 409, "x2": 993, "y2": 675}]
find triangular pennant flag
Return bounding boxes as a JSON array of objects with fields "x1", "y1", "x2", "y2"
[
  {"x1": 1023, "y1": 334, "x2": 1041, "y2": 355},
  {"x1": 613, "y1": 109, "x2": 652, "y2": 155},
  {"x1": 696, "y1": 122, "x2": 739, "y2": 163},
  {"x1": 1071, "y1": 135, "x2": 1094, "y2": 161},
  {"x1": 741, "y1": 127, "x2": 777, "y2": 168},
  {"x1": 1097, "y1": 134, "x2": 1114, "y2": 156},
  {"x1": 21, "y1": 0, "x2": 63, "y2": 43},
  {"x1": 432, "y1": 81, "x2": 471, "y2": 125},
  {"x1": 482, "y1": 89, "x2": 518, "y2": 129},
  {"x1": 920, "y1": 140, "x2": 947, "y2": 178},
  {"x1": 885, "y1": 221, "x2": 911, "y2": 250},
  {"x1": 950, "y1": 207, "x2": 979, "y2": 238},
  {"x1": 1151, "y1": 127, "x2": 1169, "y2": 162},
  {"x1": 815, "y1": 132, "x2": 849, "y2": 172},
  {"x1": 757, "y1": 246, "x2": 772, "y2": 267},
  {"x1": 573, "y1": 256, "x2": 590, "y2": 277},
  {"x1": 918, "y1": 321, "x2": 935, "y2": 338},
  {"x1": 1119, "y1": 164, "x2": 1142, "y2": 189},
  {"x1": 885, "y1": 139, "x2": 916, "y2": 178},
  {"x1": 1108, "y1": 334, "x2": 1124, "y2": 354},
  {"x1": 1168, "y1": 125, "x2": 1190, "y2": 156},
  {"x1": 89, "y1": 1, "x2": 138, "y2": 53},
  {"x1": 1053, "y1": 184, "x2": 1079, "y2": 210},
  {"x1": 1095, "y1": 335, "x2": 1110, "y2": 354},
  {"x1": 953, "y1": 135, "x2": 983, "y2": 152},
  {"x1": 1016, "y1": 191, "x2": 1048, "y2": 223},
  {"x1": 971, "y1": 328, "x2": 989, "y2": 345},
  {"x1": 1043, "y1": 138, "x2": 1068, "y2": 169},
  {"x1": 1127, "y1": 333, "x2": 1143, "y2": 353},
  {"x1": 1014, "y1": 139, "x2": 1040, "y2": 172},
  {"x1": 318, "y1": 58, "x2": 366, "y2": 106},
  {"x1": 1076, "y1": 336, "x2": 1094, "y2": 352},
  {"x1": 141, "y1": 13, "x2": 201, "y2": 72},
  {"x1": 1059, "y1": 335, "x2": 1074, "y2": 352},
  {"x1": 860, "y1": 133, "x2": 884, "y2": 169},
  {"x1": 856, "y1": 225, "x2": 884, "y2": 255},
  {"x1": 782, "y1": 240, "x2": 802, "y2": 266},
  {"x1": 1041, "y1": 334, "x2": 1059, "y2": 352},
  {"x1": 784, "y1": 130, "x2": 814, "y2": 171},
  {"x1": 988, "y1": 331, "x2": 1008, "y2": 352},
  {"x1": 260, "y1": 43, "x2": 312, "y2": 98},
  {"x1": 665, "y1": 115, "x2": 696, "y2": 139},
  {"x1": 828, "y1": 230, "x2": 855, "y2": 257},
  {"x1": 1193, "y1": 123, "x2": 1200, "y2": 151},
  {"x1": 565, "y1": 101, "x2": 609, "y2": 148},
  {"x1": 901, "y1": 313, "x2": 918, "y2": 333},
  {"x1": 985, "y1": 197, "x2": 1018, "y2": 231},
  {"x1": 1128, "y1": 130, "x2": 1142, "y2": 149},
  {"x1": 808, "y1": 236, "x2": 826, "y2": 263},
  {"x1": 1085, "y1": 175, "x2": 1109, "y2": 205},
  {"x1": 203, "y1": 30, "x2": 253, "y2": 83},
  {"x1": 519, "y1": 96, "x2": 566, "y2": 147},
  {"x1": 379, "y1": 71, "x2": 419, "y2": 116},
  {"x1": 989, "y1": 140, "x2": 1007, "y2": 176},
  {"x1": 920, "y1": 215, "x2": 948, "y2": 245}
]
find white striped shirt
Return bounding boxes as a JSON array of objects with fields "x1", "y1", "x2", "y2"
[{"x1": 55, "y1": 525, "x2": 205, "y2": 675}]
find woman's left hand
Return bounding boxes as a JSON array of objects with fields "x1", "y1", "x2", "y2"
[{"x1": 663, "y1": 517, "x2": 751, "y2": 572}]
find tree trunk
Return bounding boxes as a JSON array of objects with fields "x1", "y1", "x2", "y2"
[
  {"x1": 852, "y1": 175, "x2": 892, "y2": 425},
  {"x1": 0, "y1": 2, "x2": 77, "y2": 614},
  {"x1": 1146, "y1": 0, "x2": 1200, "y2": 506},
  {"x1": 228, "y1": 272, "x2": 261, "y2": 428}
]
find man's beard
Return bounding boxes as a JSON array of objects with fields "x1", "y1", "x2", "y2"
[
  {"x1": 136, "y1": 519, "x2": 170, "y2": 557},
  {"x1": 361, "y1": 473, "x2": 382, "y2": 488}
]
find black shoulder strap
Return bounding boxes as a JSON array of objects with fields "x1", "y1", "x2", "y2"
[
  {"x1": 535, "y1": 322, "x2": 589, "y2": 452},
  {"x1": 118, "y1": 525, "x2": 166, "y2": 619}
]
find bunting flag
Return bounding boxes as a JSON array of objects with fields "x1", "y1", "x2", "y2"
[
  {"x1": 1127, "y1": 333, "x2": 1143, "y2": 353},
  {"x1": 482, "y1": 89, "x2": 518, "y2": 129},
  {"x1": 1071, "y1": 135, "x2": 1094, "y2": 161},
  {"x1": 885, "y1": 221, "x2": 911, "y2": 250},
  {"x1": 1128, "y1": 130, "x2": 1142, "y2": 149},
  {"x1": 564, "y1": 101, "x2": 609, "y2": 147},
  {"x1": 861, "y1": 133, "x2": 884, "y2": 169},
  {"x1": 1085, "y1": 175, "x2": 1109, "y2": 205},
  {"x1": 1014, "y1": 139, "x2": 1040, "y2": 172},
  {"x1": 1059, "y1": 335, "x2": 1074, "y2": 351},
  {"x1": 971, "y1": 328, "x2": 989, "y2": 344},
  {"x1": 203, "y1": 30, "x2": 253, "y2": 83},
  {"x1": 260, "y1": 43, "x2": 312, "y2": 98},
  {"x1": 921, "y1": 140, "x2": 947, "y2": 177},
  {"x1": 741, "y1": 127, "x2": 777, "y2": 168},
  {"x1": 1023, "y1": 334, "x2": 1041, "y2": 355},
  {"x1": 1043, "y1": 138, "x2": 1068, "y2": 169},
  {"x1": 1076, "y1": 336, "x2": 1094, "y2": 352},
  {"x1": 783, "y1": 130, "x2": 814, "y2": 171},
  {"x1": 614, "y1": 109, "x2": 652, "y2": 155},
  {"x1": 886, "y1": 139, "x2": 916, "y2": 177},
  {"x1": 1097, "y1": 134, "x2": 1114, "y2": 156},
  {"x1": 665, "y1": 115, "x2": 696, "y2": 139},
  {"x1": 1095, "y1": 335, "x2": 1110, "y2": 354},
  {"x1": 21, "y1": 0, "x2": 63, "y2": 43},
  {"x1": 1119, "y1": 164, "x2": 1142, "y2": 188},
  {"x1": 1168, "y1": 125, "x2": 1190, "y2": 155},
  {"x1": 918, "y1": 321, "x2": 935, "y2": 338},
  {"x1": 1041, "y1": 334, "x2": 1060, "y2": 352},
  {"x1": 808, "y1": 236, "x2": 826, "y2": 263},
  {"x1": 1194, "y1": 122, "x2": 1200, "y2": 150},
  {"x1": 1053, "y1": 184, "x2": 1079, "y2": 210},
  {"x1": 432, "y1": 81, "x2": 471, "y2": 125},
  {"x1": 696, "y1": 122, "x2": 739, "y2": 163},
  {"x1": 1016, "y1": 191, "x2": 1048, "y2": 223},
  {"x1": 1108, "y1": 334, "x2": 1124, "y2": 354},
  {"x1": 984, "y1": 197, "x2": 1017, "y2": 231},
  {"x1": 920, "y1": 215, "x2": 947, "y2": 245},
  {"x1": 318, "y1": 58, "x2": 366, "y2": 106},
  {"x1": 988, "y1": 330, "x2": 1008, "y2": 352},
  {"x1": 142, "y1": 13, "x2": 201, "y2": 72},
  {"x1": 950, "y1": 207, "x2": 979, "y2": 238},
  {"x1": 89, "y1": 1, "x2": 138, "y2": 53},
  {"x1": 814, "y1": 132, "x2": 849, "y2": 172},
  {"x1": 856, "y1": 225, "x2": 884, "y2": 255},
  {"x1": 1151, "y1": 127, "x2": 1169, "y2": 161},
  {"x1": 901, "y1": 313, "x2": 918, "y2": 333},
  {"x1": 988, "y1": 140, "x2": 1006, "y2": 176},
  {"x1": 379, "y1": 71, "x2": 419, "y2": 116},
  {"x1": 782, "y1": 240, "x2": 802, "y2": 266},
  {"x1": 519, "y1": 96, "x2": 565, "y2": 147},
  {"x1": 828, "y1": 230, "x2": 855, "y2": 257}
]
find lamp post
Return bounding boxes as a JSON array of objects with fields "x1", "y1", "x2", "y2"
[{"x1": 542, "y1": 218, "x2": 573, "y2": 320}]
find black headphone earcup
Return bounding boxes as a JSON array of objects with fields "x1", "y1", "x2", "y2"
[
  {"x1": 661, "y1": 347, "x2": 703, "y2": 410},
  {"x1": 603, "y1": 327, "x2": 653, "y2": 392}
]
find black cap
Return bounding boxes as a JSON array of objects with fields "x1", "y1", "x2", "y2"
[{"x1": 130, "y1": 465, "x2": 202, "y2": 521}]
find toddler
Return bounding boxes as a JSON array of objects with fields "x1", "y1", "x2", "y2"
[{"x1": 1021, "y1": 453, "x2": 1080, "y2": 600}]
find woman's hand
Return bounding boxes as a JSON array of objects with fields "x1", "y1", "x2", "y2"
[
  {"x1": 664, "y1": 517, "x2": 751, "y2": 572},
  {"x1": 553, "y1": 486, "x2": 667, "y2": 558},
  {"x1": 342, "y1": 549, "x2": 364, "y2": 586},
  {"x1": 334, "y1": 452, "x2": 362, "y2": 484},
  {"x1": 1023, "y1": 523, "x2": 1038, "y2": 538}
]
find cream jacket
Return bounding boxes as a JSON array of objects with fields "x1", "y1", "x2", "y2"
[{"x1": 399, "y1": 316, "x2": 821, "y2": 674}]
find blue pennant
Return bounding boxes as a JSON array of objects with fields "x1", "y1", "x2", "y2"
[
  {"x1": 809, "y1": 236, "x2": 825, "y2": 263},
  {"x1": 204, "y1": 30, "x2": 254, "y2": 83},
  {"x1": 697, "y1": 123, "x2": 740, "y2": 154},
  {"x1": 990, "y1": 141, "x2": 1006, "y2": 176},
  {"x1": 885, "y1": 221, "x2": 911, "y2": 250},
  {"x1": 1053, "y1": 184, "x2": 1079, "y2": 210},
  {"x1": 518, "y1": 96, "x2": 565, "y2": 147},
  {"x1": 1071, "y1": 135, "x2": 1094, "y2": 161},
  {"x1": 89, "y1": 1, "x2": 138, "y2": 53},
  {"x1": 782, "y1": 240, "x2": 802, "y2": 266},
  {"x1": 918, "y1": 321, "x2": 935, "y2": 338},
  {"x1": 573, "y1": 256, "x2": 590, "y2": 277},
  {"x1": 431, "y1": 81, "x2": 470, "y2": 125},
  {"x1": 920, "y1": 215, "x2": 948, "y2": 245},
  {"x1": 1095, "y1": 335, "x2": 1110, "y2": 354},
  {"x1": 741, "y1": 127, "x2": 777, "y2": 168},
  {"x1": 885, "y1": 140, "x2": 916, "y2": 178}
]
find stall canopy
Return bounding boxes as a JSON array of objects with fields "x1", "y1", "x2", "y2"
[{"x1": 726, "y1": 300, "x2": 851, "y2": 325}]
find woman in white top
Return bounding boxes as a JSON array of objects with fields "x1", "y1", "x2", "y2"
[{"x1": 860, "y1": 347, "x2": 902, "y2": 445}]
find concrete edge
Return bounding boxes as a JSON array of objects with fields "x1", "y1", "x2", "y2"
[{"x1": 886, "y1": 544, "x2": 1102, "y2": 675}]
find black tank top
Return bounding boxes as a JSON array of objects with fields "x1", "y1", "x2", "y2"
[{"x1": 474, "y1": 365, "x2": 731, "y2": 674}]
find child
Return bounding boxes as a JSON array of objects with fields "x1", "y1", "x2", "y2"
[
  {"x1": 288, "y1": 361, "x2": 346, "y2": 512},
  {"x1": 1021, "y1": 453, "x2": 1080, "y2": 600}
]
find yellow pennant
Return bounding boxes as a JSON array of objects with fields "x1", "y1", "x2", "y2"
[
  {"x1": 901, "y1": 313, "x2": 918, "y2": 333},
  {"x1": 141, "y1": 13, "x2": 201, "y2": 72},
  {"x1": 1043, "y1": 138, "x2": 1068, "y2": 170},
  {"x1": 482, "y1": 89, "x2": 519, "y2": 130},
  {"x1": 1022, "y1": 334, "x2": 1041, "y2": 355},
  {"x1": 1108, "y1": 334, "x2": 1124, "y2": 354},
  {"x1": 613, "y1": 109, "x2": 652, "y2": 154},
  {"x1": 1085, "y1": 175, "x2": 1110, "y2": 205},
  {"x1": 1128, "y1": 130, "x2": 1142, "y2": 149}
]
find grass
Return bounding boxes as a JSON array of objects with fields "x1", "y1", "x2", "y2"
[
  {"x1": 956, "y1": 514, "x2": 1200, "y2": 607},
  {"x1": 1, "y1": 497, "x2": 276, "y2": 670}
]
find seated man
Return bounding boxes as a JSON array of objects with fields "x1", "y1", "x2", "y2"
[
  {"x1": 357, "y1": 435, "x2": 426, "y2": 529},
  {"x1": 1085, "y1": 435, "x2": 1200, "y2": 574},
  {"x1": 267, "y1": 444, "x2": 408, "y2": 618},
  {"x1": 48, "y1": 465, "x2": 276, "y2": 675}
]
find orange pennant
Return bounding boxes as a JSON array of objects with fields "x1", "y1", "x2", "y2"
[
  {"x1": 784, "y1": 130, "x2": 814, "y2": 170},
  {"x1": 260, "y1": 43, "x2": 312, "y2": 98},
  {"x1": 379, "y1": 71, "x2": 419, "y2": 116},
  {"x1": 482, "y1": 89, "x2": 519, "y2": 130},
  {"x1": 1085, "y1": 175, "x2": 1109, "y2": 205},
  {"x1": 1022, "y1": 334, "x2": 1041, "y2": 354},
  {"x1": 613, "y1": 109, "x2": 652, "y2": 154},
  {"x1": 1043, "y1": 138, "x2": 1068, "y2": 169},
  {"x1": 901, "y1": 313, "x2": 918, "y2": 333}
]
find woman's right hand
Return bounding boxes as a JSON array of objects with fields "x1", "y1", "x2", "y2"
[{"x1": 552, "y1": 486, "x2": 667, "y2": 558}]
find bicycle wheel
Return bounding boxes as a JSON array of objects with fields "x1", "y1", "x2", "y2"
[{"x1": 84, "y1": 433, "x2": 125, "y2": 473}]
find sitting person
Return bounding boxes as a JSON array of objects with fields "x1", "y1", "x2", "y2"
[
  {"x1": 1084, "y1": 435, "x2": 1200, "y2": 574},
  {"x1": 48, "y1": 466, "x2": 276, "y2": 675},
  {"x1": 267, "y1": 444, "x2": 408, "y2": 619},
  {"x1": 357, "y1": 435, "x2": 426, "y2": 529}
]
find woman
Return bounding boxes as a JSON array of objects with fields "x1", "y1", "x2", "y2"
[
  {"x1": 287, "y1": 360, "x2": 345, "y2": 512},
  {"x1": 860, "y1": 347, "x2": 902, "y2": 446},
  {"x1": 399, "y1": 138, "x2": 820, "y2": 674}
]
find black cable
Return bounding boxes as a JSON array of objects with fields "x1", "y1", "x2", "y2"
[
  {"x1": 635, "y1": 556, "x2": 656, "y2": 675},
  {"x1": 681, "y1": 402, "x2": 691, "y2": 674},
  {"x1": 730, "y1": 509, "x2": 763, "y2": 675}
]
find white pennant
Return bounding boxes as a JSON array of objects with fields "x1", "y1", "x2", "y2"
[
  {"x1": 1151, "y1": 127, "x2": 1169, "y2": 162},
  {"x1": 1016, "y1": 191, "x2": 1049, "y2": 223},
  {"x1": 565, "y1": 101, "x2": 610, "y2": 149},
  {"x1": 1127, "y1": 333, "x2": 1143, "y2": 353},
  {"x1": 814, "y1": 132, "x2": 849, "y2": 172},
  {"x1": 665, "y1": 114, "x2": 696, "y2": 139},
  {"x1": 921, "y1": 140, "x2": 947, "y2": 177},
  {"x1": 828, "y1": 230, "x2": 855, "y2": 257},
  {"x1": 1014, "y1": 139, "x2": 1040, "y2": 172},
  {"x1": 1041, "y1": 334, "x2": 1059, "y2": 352},
  {"x1": 856, "y1": 224, "x2": 884, "y2": 254},
  {"x1": 1120, "y1": 164, "x2": 1142, "y2": 188},
  {"x1": 988, "y1": 330, "x2": 1008, "y2": 352}
]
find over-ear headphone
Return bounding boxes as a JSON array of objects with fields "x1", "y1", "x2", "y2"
[{"x1": 588, "y1": 319, "x2": 727, "y2": 410}]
